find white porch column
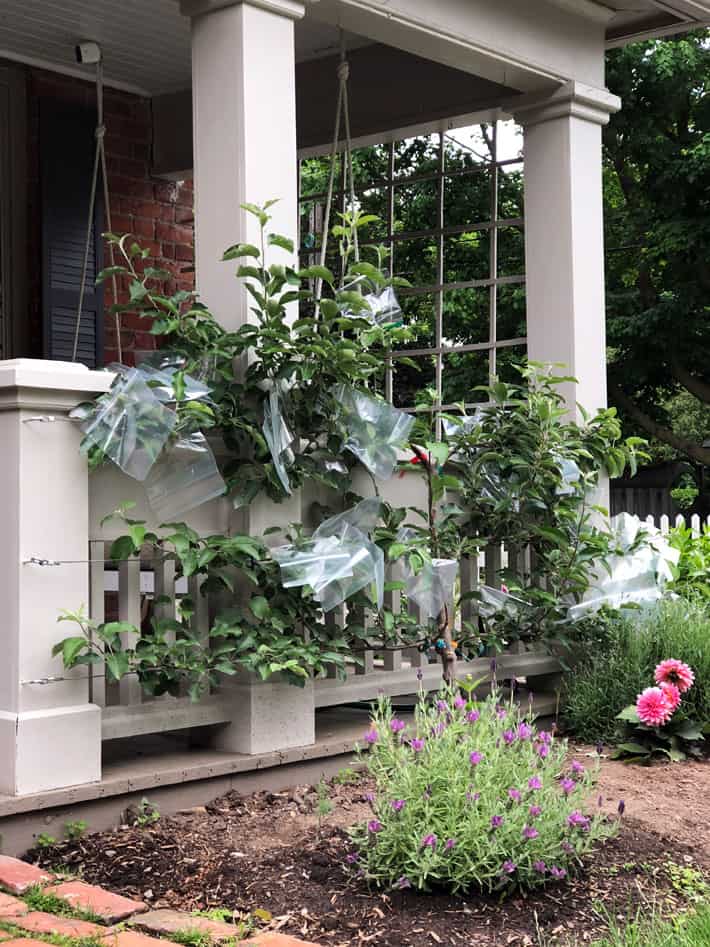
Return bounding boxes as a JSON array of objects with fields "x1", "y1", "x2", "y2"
[
  {"x1": 0, "y1": 360, "x2": 112, "y2": 795},
  {"x1": 513, "y1": 81, "x2": 620, "y2": 417},
  {"x1": 181, "y1": 0, "x2": 303, "y2": 330}
]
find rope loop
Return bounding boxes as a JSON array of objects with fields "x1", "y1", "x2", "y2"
[
  {"x1": 336, "y1": 60, "x2": 350, "y2": 82},
  {"x1": 95, "y1": 124, "x2": 106, "y2": 140}
]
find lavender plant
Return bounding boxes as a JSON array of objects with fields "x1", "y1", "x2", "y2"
[{"x1": 349, "y1": 683, "x2": 615, "y2": 893}]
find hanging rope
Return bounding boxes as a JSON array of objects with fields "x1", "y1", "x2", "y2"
[
  {"x1": 72, "y1": 57, "x2": 121, "y2": 363},
  {"x1": 315, "y1": 33, "x2": 359, "y2": 306}
]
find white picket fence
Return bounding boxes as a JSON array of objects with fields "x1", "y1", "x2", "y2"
[{"x1": 643, "y1": 513, "x2": 710, "y2": 535}]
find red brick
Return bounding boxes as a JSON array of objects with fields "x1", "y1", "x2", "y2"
[
  {"x1": 0, "y1": 857, "x2": 53, "y2": 895},
  {"x1": 0, "y1": 893, "x2": 28, "y2": 918},
  {"x1": 109, "y1": 176, "x2": 154, "y2": 200},
  {"x1": 47, "y1": 881, "x2": 146, "y2": 924},
  {"x1": 131, "y1": 909, "x2": 239, "y2": 942},
  {"x1": 100, "y1": 931, "x2": 166, "y2": 947},
  {"x1": 131, "y1": 217, "x2": 155, "y2": 239},
  {"x1": 110, "y1": 214, "x2": 133, "y2": 234},
  {"x1": 121, "y1": 158, "x2": 149, "y2": 179},
  {"x1": 1, "y1": 939, "x2": 51, "y2": 947},
  {"x1": 11, "y1": 912, "x2": 102, "y2": 938},
  {"x1": 175, "y1": 243, "x2": 193, "y2": 262}
]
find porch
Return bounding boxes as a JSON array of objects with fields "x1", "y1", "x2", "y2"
[{"x1": 0, "y1": 0, "x2": 708, "y2": 835}]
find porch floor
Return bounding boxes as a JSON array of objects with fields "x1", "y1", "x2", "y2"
[{"x1": 0, "y1": 706, "x2": 376, "y2": 818}]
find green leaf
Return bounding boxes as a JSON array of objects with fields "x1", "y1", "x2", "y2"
[
  {"x1": 616, "y1": 705, "x2": 641, "y2": 723},
  {"x1": 249, "y1": 596, "x2": 270, "y2": 620},
  {"x1": 617, "y1": 742, "x2": 650, "y2": 755},
  {"x1": 425, "y1": 441, "x2": 449, "y2": 467},
  {"x1": 298, "y1": 265, "x2": 334, "y2": 284},
  {"x1": 268, "y1": 234, "x2": 294, "y2": 253},
  {"x1": 222, "y1": 243, "x2": 260, "y2": 261},
  {"x1": 110, "y1": 535, "x2": 138, "y2": 561}
]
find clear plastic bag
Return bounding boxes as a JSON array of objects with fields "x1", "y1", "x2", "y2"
[
  {"x1": 442, "y1": 410, "x2": 483, "y2": 439},
  {"x1": 272, "y1": 498, "x2": 384, "y2": 612},
  {"x1": 112, "y1": 354, "x2": 212, "y2": 403},
  {"x1": 554, "y1": 455, "x2": 582, "y2": 496},
  {"x1": 144, "y1": 432, "x2": 226, "y2": 521},
  {"x1": 81, "y1": 369, "x2": 176, "y2": 481},
  {"x1": 363, "y1": 286, "x2": 403, "y2": 326},
  {"x1": 568, "y1": 512, "x2": 680, "y2": 620},
  {"x1": 477, "y1": 585, "x2": 530, "y2": 622},
  {"x1": 405, "y1": 557, "x2": 458, "y2": 620},
  {"x1": 335, "y1": 385, "x2": 414, "y2": 480},
  {"x1": 262, "y1": 390, "x2": 296, "y2": 495}
]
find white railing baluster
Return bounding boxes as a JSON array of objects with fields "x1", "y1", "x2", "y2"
[
  {"x1": 88, "y1": 540, "x2": 106, "y2": 708},
  {"x1": 118, "y1": 558, "x2": 143, "y2": 706}
]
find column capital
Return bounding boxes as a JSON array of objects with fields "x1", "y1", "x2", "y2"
[
  {"x1": 510, "y1": 80, "x2": 621, "y2": 128},
  {"x1": 180, "y1": 0, "x2": 306, "y2": 19}
]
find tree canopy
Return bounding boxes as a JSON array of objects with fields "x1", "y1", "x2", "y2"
[{"x1": 603, "y1": 31, "x2": 710, "y2": 466}]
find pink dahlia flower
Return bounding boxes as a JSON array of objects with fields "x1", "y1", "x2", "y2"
[
  {"x1": 636, "y1": 686, "x2": 674, "y2": 727},
  {"x1": 654, "y1": 659, "x2": 695, "y2": 694},
  {"x1": 660, "y1": 681, "x2": 682, "y2": 712}
]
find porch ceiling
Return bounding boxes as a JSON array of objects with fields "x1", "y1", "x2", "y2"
[
  {"x1": 0, "y1": 0, "x2": 706, "y2": 98},
  {"x1": 0, "y1": 0, "x2": 370, "y2": 96}
]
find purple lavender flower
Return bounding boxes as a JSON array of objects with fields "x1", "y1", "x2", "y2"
[
  {"x1": 550, "y1": 866, "x2": 567, "y2": 880},
  {"x1": 496, "y1": 708, "x2": 507, "y2": 720},
  {"x1": 537, "y1": 743, "x2": 550, "y2": 759},
  {"x1": 453, "y1": 695, "x2": 466, "y2": 710},
  {"x1": 528, "y1": 776, "x2": 542, "y2": 791},
  {"x1": 501, "y1": 860, "x2": 516, "y2": 875},
  {"x1": 508, "y1": 788, "x2": 522, "y2": 804},
  {"x1": 529, "y1": 805, "x2": 542, "y2": 819},
  {"x1": 391, "y1": 799, "x2": 406, "y2": 812},
  {"x1": 364, "y1": 728, "x2": 379, "y2": 745},
  {"x1": 523, "y1": 825, "x2": 539, "y2": 840},
  {"x1": 390, "y1": 718, "x2": 405, "y2": 734},
  {"x1": 560, "y1": 777, "x2": 576, "y2": 796},
  {"x1": 444, "y1": 838, "x2": 457, "y2": 850},
  {"x1": 561, "y1": 841, "x2": 574, "y2": 854},
  {"x1": 365, "y1": 791, "x2": 375, "y2": 803},
  {"x1": 503, "y1": 729, "x2": 516, "y2": 746},
  {"x1": 346, "y1": 852, "x2": 359, "y2": 864},
  {"x1": 396, "y1": 876, "x2": 411, "y2": 889},
  {"x1": 533, "y1": 860, "x2": 547, "y2": 874},
  {"x1": 436, "y1": 699, "x2": 448, "y2": 713},
  {"x1": 537, "y1": 730, "x2": 552, "y2": 745},
  {"x1": 466, "y1": 709, "x2": 480, "y2": 724},
  {"x1": 598, "y1": 794, "x2": 604, "y2": 809},
  {"x1": 469, "y1": 750, "x2": 484, "y2": 766},
  {"x1": 421, "y1": 833, "x2": 437, "y2": 849},
  {"x1": 416, "y1": 668, "x2": 424, "y2": 681},
  {"x1": 596, "y1": 741, "x2": 604, "y2": 755},
  {"x1": 567, "y1": 810, "x2": 590, "y2": 831},
  {"x1": 466, "y1": 790, "x2": 481, "y2": 804},
  {"x1": 491, "y1": 815, "x2": 504, "y2": 829},
  {"x1": 618, "y1": 799, "x2": 626, "y2": 816},
  {"x1": 367, "y1": 819, "x2": 383, "y2": 833},
  {"x1": 423, "y1": 784, "x2": 432, "y2": 800},
  {"x1": 432, "y1": 721, "x2": 446, "y2": 737},
  {"x1": 410, "y1": 737, "x2": 425, "y2": 752},
  {"x1": 517, "y1": 722, "x2": 533, "y2": 741},
  {"x1": 570, "y1": 760, "x2": 585, "y2": 775}
]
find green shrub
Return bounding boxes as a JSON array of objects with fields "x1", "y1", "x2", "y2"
[
  {"x1": 669, "y1": 524, "x2": 710, "y2": 600},
  {"x1": 561, "y1": 598, "x2": 710, "y2": 743},
  {"x1": 348, "y1": 684, "x2": 613, "y2": 893}
]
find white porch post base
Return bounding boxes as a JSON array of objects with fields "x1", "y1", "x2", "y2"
[
  {"x1": 212, "y1": 676, "x2": 315, "y2": 755},
  {"x1": 514, "y1": 81, "x2": 620, "y2": 418},
  {"x1": 0, "y1": 360, "x2": 112, "y2": 796},
  {"x1": 0, "y1": 706, "x2": 101, "y2": 796}
]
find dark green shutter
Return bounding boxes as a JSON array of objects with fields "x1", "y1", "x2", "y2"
[{"x1": 41, "y1": 101, "x2": 103, "y2": 366}]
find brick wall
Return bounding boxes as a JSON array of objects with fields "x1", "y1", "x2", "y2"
[{"x1": 27, "y1": 67, "x2": 195, "y2": 366}]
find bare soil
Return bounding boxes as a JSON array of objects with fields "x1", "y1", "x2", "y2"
[{"x1": 30, "y1": 754, "x2": 710, "y2": 947}]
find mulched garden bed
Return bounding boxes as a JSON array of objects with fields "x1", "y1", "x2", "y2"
[{"x1": 30, "y1": 766, "x2": 710, "y2": 947}]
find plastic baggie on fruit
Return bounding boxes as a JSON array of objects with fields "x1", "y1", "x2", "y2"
[
  {"x1": 554, "y1": 455, "x2": 582, "y2": 496},
  {"x1": 568, "y1": 512, "x2": 680, "y2": 620},
  {"x1": 271, "y1": 497, "x2": 384, "y2": 612},
  {"x1": 363, "y1": 285, "x2": 403, "y2": 326},
  {"x1": 405, "y1": 557, "x2": 458, "y2": 621},
  {"x1": 80, "y1": 368, "x2": 176, "y2": 481},
  {"x1": 477, "y1": 585, "x2": 530, "y2": 623},
  {"x1": 262, "y1": 390, "x2": 296, "y2": 494},
  {"x1": 335, "y1": 385, "x2": 414, "y2": 480},
  {"x1": 144, "y1": 431, "x2": 226, "y2": 521}
]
